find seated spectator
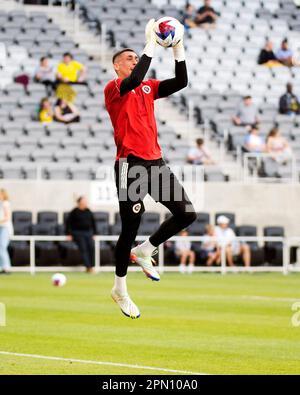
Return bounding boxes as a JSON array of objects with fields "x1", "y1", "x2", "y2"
[
  {"x1": 182, "y1": 3, "x2": 197, "y2": 30},
  {"x1": 243, "y1": 125, "x2": 265, "y2": 153},
  {"x1": 195, "y1": 0, "x2": 219, "y2": 29},
  {"x1": 215, "y1": 216, "x2": 250, "y2": 268},
  {"x1": 187, "y1": 138, "x2": 215, "y2": 165},
  {"x1": 232, "y1": 96, "x2": 259, "y2": 127},
  {"x1": 266, "y1": 127, "x2": 292, "y2": 163},
  {"x1": 39, "y1": 97, "x2": 53, "y2": 124},
  {"x1": 276, "y1": 39, "x2": 297, "y2": 67},
  {"x1": 54, "y1": 98, "x2": 80, "y2": 123},
  {"x1": 258, "y1": 40, "x2": 282, "y2": 67},
  {"x1": 34, "y1": 56, "x2": 56, "y2": 95},
  {"x1": 175, "y1": 229, "x2": 195, "y2": 274},
  {"x1": 56, "y1": 52, "x2": 87, "y2": 84},
  {"x1": 279, "y1": 83, "x2": 300, "y2": 115},
  {"x1": 200, "y1": 225, "x2": 220, "y2": 266}
]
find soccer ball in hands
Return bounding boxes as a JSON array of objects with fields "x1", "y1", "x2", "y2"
[
  {"x1": 52, "y1": 273, "x2": 67, "y2": 287},
  {"x1": 154, "y1": 16, "x2": 184, "y2": 48}
]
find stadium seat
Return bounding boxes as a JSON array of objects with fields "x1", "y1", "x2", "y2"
[
  {"x1": 236, "y1": 225, "x2": 264, "y2": 266},
  {"x1": 264, "y1": 226, "x2": 284, "y2": 266}
]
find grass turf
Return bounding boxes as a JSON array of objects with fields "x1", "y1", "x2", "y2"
[{"x1": 0, "y1": 272, "x2": 300, "y2": 375}]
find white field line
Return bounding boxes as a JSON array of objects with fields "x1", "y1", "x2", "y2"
[
  {"x1": 0, "y1": 351, "x2": 208, "y2": 375},
  {"x1": 242, "y1": 295, "x2": 300, "y2": 303}
]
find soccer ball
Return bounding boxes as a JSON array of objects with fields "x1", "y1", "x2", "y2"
[
  {"x1": 52, "y1": 273, "x2": 67, "y2": 287},
  {"x1": 154, "y1": 16, "x2": 184, "y2": 48}
]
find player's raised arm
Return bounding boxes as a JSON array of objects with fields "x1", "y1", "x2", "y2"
[
  {"x1": 119, "y1": 19, "x2": 157, "y2": 96},
  {"x1": 158, "y1": 29, "x2": 188, "y2": 98}
]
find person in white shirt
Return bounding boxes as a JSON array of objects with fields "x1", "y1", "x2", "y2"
[
  {"x1": 215, "y1": 215, "x2": 250, "y2": 267},
  {"x1": 243, "y1": 124, "x2": 265, "y2": 153},
  {"x1": 175, "y1": 229, "x2": 195, "y2": 273},
  {"x1": 0, "y1": 189, "x2": 14, "y2": 274},
  {"x1": 201, "y1": 224, "x2": 220, "y2": 266},
  {"x1": 187, "y1": 138, "x2": 215, "y2": 165}
]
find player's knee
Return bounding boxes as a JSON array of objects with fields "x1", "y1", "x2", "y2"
[
  {"x1": 176, "y1": 210, "x2": 197, "y2": 228},
  {"x1": 184, "y1": 210, "x2": 197, "y2": 226}
]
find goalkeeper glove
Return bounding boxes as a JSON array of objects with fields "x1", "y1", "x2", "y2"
[
  {"x1": 173, "y1": 23, "x2": 185, "y2": 62},
  {"x1": 143, "y1": 19, "x2": 157, "y2": 58}
]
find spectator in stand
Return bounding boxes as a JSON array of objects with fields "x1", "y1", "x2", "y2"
[
  {"x1": 175, "y1": 229, "x2": 195, "y2": 274},
  {"x1": 54, "y1": 98, "x2": 80, "y2": 123},
  {"x1": 0, "y1": 189, "x2": 13, "y2": 275},
  {"x1": 200, "y1": 224, "x2": 220, "y2": 266},
  {"x1": 34, "y1": 56, "x2": 56, "y2": 95},
  {"x1": 215, "y1": 216, "x2": 251, "y2": 268},
  {"x1": 187, "y1": 138, "x2": 215, "y2": 165},
  {"x1": 56, "y1": 52, "x2": 87, "y2": 84},
  {"x1": 279, "y1": 83, "x2": 300, "y2": 115},
  {"x1": 243, "y1": 124, "x2": 265, "y2": 153},
  {"x1": 66, "y1": 196, "x2": 96, "y2": 273},
  {"x1": 195, "y1": 0, "x2": 219, "y2": 29},
  {"x1": 276, "y1": 39, "x2": 296, "y2": 67},
  {"x1": 232, "y1": 96, "x2": 259, "y2": 127},
  {"x1": 182, "y1": 3, "x2": 197, "y2": 30},
  {"x1": 266, "y1": 127, "x2": 292, "y2": 164},
  {"x1": 39, "y1": 97, "x2": 53, "y2": 124},
  {"x1": 258, "y1": 40, "x2": 281, "y2": 67}
]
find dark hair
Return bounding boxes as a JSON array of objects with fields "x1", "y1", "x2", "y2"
[
  {"x1": 39, "y1": 97, "x2": 49, "y2": 112},
  {"x1": 112, "y1": 48, "x2": 137, "y2": 63},
  {"x1": 196, "y1": 138, "x2": 204, "y2": 146},
  {"x1": 40, "y1": 56, "x2": 47, "y2": 63},
  {"x1": 267, "y1": 127, "x2": 279, "y2": 139},
  {"x1": 77, "y1": 196, "x2": 84, "y2": 204},
  {"x1": 250, "y1": 123, "x2": 259, "y2": 132},
  {"x1": 63, "y1": 52, "x2": 73, "y2": 59},
  {"x1": 243, "y1": 95, "x2": 252, "y2": 100}
]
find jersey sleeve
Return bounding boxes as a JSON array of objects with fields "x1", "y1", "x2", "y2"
[
  {"x1": 104, "y1": 78, "x2": 122, "y2": 107},
  {"x1": 74, "y1": 61, "x2": 83, "y2": 71},
  {"x1": 148, "y1": 79, "x2": 161, "y2": 100}
]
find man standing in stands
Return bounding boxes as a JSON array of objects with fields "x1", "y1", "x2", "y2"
[
  {"x1": 66, "y1": 196, "x2": 96, "y2": 273},
  {"x1": 104, "y1": 20, "x2": 196, "y2": 319}
]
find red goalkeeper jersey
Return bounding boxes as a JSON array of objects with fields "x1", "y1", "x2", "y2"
[{"x1": 104, "y1": 77, "x2": 162, "y2": 161}]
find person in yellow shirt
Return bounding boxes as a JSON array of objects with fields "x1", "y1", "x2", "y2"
[
  {"x1": 56, "y1": 52, "x2": 87, "y2": 84},
  {"x1": 39, "y1": 98, "x2": 53, "y2": 123}
]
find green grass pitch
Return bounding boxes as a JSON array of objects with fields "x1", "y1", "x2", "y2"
[{"x1": 0, "y1": 272, "x2": 300, "y2": 375}]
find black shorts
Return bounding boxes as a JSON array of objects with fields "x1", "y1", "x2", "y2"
[{"x1": 114, "y1": 154, "x2": 193, "y2": 221}]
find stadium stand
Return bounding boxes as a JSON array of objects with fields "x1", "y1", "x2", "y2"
[
  {"x1": 9, "y1": 209, "x2": 286, "y2": 267},
  {"x1": 74, "y1": 0, "x2": 300, "y2": 181}
]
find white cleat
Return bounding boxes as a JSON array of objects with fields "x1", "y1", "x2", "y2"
[
  {"x1": 130, "y1": 247, "x2": 160, "y2": 282},
  {"x1": 111, "y1": 288, "x2": 140, "y2": 319}
]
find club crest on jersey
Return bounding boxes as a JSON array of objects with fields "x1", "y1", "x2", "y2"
[
  {"x1": 142, "y1": 85, "x2": 151, "y2": 94},
  {"x1": 132, "y1": 203, "x2": 142, "y2": 213}
]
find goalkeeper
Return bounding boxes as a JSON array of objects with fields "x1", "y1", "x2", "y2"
[{"x1": 104, "y1": 20, "x2": 196, "y2": 319}]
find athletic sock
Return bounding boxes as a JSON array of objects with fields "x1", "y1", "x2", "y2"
[
  {"x1": 114, "y1": 275, "x2": 127, "y2": 295},
  {"x1": 136, "y1": 239, "x2": 156, "y2": 256}
]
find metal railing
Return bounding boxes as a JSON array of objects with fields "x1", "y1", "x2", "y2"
[
  {"x1": 8, "y1": 235, "x2": 300, "y2": 275},
  {"x1": 243, "y1": 152, "x2": 298, "y2": 183}
]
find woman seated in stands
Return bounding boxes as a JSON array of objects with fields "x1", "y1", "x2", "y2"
[
  {"x1": 243, "y1": 124, "x2": 265, "y2": 153},
  {"x1": 266, "y1": 127, "x2": 292, "y2": 163},
  {"x1": 201, "y1": 224, "x2": 220, "y2": 266},
  {"x1": 39, "y1": 97, "x2": 53, "y2": 124},
  {"x1": 54, "y1": 98, "x2": 80, "y2": 124}
]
